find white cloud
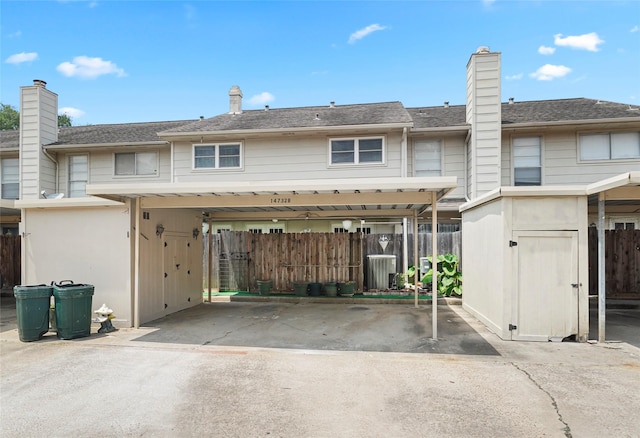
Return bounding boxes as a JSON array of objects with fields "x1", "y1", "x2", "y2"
[
  {"x1": 248, "y1": 92, "x2": 275, "y2": 106},
  {"x1": 56, "y1": 56, "x2": 126, "y2": 79},
  {"x1": 530, "y1": 64, "x2": 572, "y2": 81},
  {"x1": 482, "y1": 0, "x2": 496, "y2": 6},
  {"x1": 8, "y1": 31, "x2": 22, "y2": 38},
  {"x1": 538, "y1": 45, "x2": 556, "y2": 55},
  {"x1": 59, "y1": 107, "x2": 85, "y2": 119},
  {"x1": 348, "y1": 24, "x2": 387, "y2": 44},
  {"x1": 505, "y1": 73, "x2": 523, "y2": 80},
  {"x1": 553, "y1": 32, "x2": 604, "y2": 52},
  {"x1": 631, "y1": 25, "x2": 639, "y2": 33},
  {"x1": 5, "y1": 52, "x2": 38, "y2": 64}
]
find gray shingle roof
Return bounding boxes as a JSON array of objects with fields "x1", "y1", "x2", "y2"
[
  {"x1": 2, "y1": 98, "x2": 638, "y2": 150},
  {"x1": 51, "y1": 120, "x2": 198, "y2": 146},
  {"x1": 0, "y1": 130, "x2": 19, "y2": 150},
  {"x1": 408, "y1": 98, "x2": 640, "y2": 129},
  {"x1": 160, "y1": 102, "x2": 413, "y2": 134}
]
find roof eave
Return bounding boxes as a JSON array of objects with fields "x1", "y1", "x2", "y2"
[
  {"x1": 502, "y1": 116, "x2": 640, "y2": 130},
  {"x1": 410, "y1": 125, "x2": 470, "y2": 134},
  {"x1": 44, "y1": 140, "x2": 169, "y2": 151},
  {"x1": 158, "y1": 122, "x2": 414, "y2": 139}
]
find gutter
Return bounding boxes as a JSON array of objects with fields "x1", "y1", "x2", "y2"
[
  {"x1": 44, "y1": 141, "x2": 169, "y2": 151},
  {"x1": 157, "y1": 122, "x2": 415, "y2": 139}
]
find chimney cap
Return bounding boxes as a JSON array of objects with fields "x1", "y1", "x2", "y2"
[
  {"x1": 329, "y1": 101, "x2": 335, "y2": 108},
  {"x1": 508, "y1": 97, "x2": 515, "y2": 104},
  {"x1": 475, "y1": 46, "x2": 491, "y2": 54},
  {"x1": 444, "y1": 101, "x2": 449, "y2": 108},
  {"x1": 33, "y1": 79, "x2": 47, "y2": 87}
]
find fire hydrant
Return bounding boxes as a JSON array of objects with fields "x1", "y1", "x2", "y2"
[{"x1": 94, "y1": 304, "x2": 117, "y2": 333}]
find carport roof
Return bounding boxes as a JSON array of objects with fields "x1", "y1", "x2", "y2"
[{"x1": 86, "y1": 176, "x2": 458, "y2": 219}]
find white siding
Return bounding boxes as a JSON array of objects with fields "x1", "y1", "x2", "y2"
[
  {"x1": 410, "y1": 135, "x2": 466, "y2": 199},
  {"x1": 502, "y1": 129, "x2": 640, "y2": 186},
  {"x1": 173, "y1": 131, "x2": 404, "y2": 182},
  {"x1": 466, "y1": 52, "x2": 502, "y2": 199},
  {"x1": 19, "y1": 85, "x2": 58, "y2": 199}
]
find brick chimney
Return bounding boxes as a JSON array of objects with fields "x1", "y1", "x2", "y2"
[{"x1": 229, "y1": 85, "x2": 242, "y2": 114}]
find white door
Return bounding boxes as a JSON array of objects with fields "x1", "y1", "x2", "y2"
[{"x1": 511, "y1": 231, "x2": 579, "y2": 341}]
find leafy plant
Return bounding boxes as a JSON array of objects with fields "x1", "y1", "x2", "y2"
[{"x1": 421, "y1": 254, "x2": 462, "y2": 297}]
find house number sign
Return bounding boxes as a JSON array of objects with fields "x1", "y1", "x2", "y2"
[{"x1": 270, "y1": 197, "x2": 292, "y2": 204}]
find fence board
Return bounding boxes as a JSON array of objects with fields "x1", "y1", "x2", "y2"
[
  {"x1": 0, "y1": 235, "x2": 21, "y2": 289},
  {"x1": 588, "y1": 229, "x2": 640, "y2": 299}
]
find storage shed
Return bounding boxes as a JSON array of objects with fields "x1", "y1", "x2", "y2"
[{"x1": 460, "y1": 187, "x2": 589, "y2": 342}]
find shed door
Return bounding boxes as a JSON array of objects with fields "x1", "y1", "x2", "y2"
[{"x1": 511, "y1": 231, "x2": 579, "y2": 341}]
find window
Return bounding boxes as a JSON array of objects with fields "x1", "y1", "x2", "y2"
[
  {"x1": 418, "y1": 223, "x2": 460, "y2": 233},
  {"x1": 414, "y1": 140, "x2": 442, "y2": 176},
  {"x1": 580, "y1": 132, "x2": 640, "y2": 161},
  {"x1": 115, "y1": 152, "x2": 157, "y2": 176},
  {"x1": 513, "y1": 137, "x2": 541, "y2": 186},
  {"x1": 614, "y1": 222, "x2": 635, "y2": 230},
  {"x1": 68, "y1": 155, "x2": 88, "y2": 198},
  {"x1": 356, "y1": 227, "x2": 372, "y2": 234},
  {"x1": 194, "y1": 143, "x2": 241, "y2": 169},
  {"x1": 1, "y1": 158, "x2": 19, "y2": 199},
  {"x1": 330, "y1": 137, "x2": 383, "y2": 165}
]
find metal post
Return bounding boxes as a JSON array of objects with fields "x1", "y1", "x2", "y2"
[
  {"x1": 133, "y1": 199, "x2": 141, "y2": 329},
  {"x1": 598, "y1": 192, "x2": 606, "y2": 343},
  {"x1": 403, "y1": 217, "x2": 409, "y2": 287},
  {"x1": 413, "y1": 210, "x2": 419, "y2": 307},
  {"x1": 207, "y1": 218, "x2": 213, "y2": 302},
  {"x1": 432, "y1": 192, "x2": 438, "y2": 340}
]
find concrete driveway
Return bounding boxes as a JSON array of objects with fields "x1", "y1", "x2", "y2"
[
  {"x1": 1, "y1": 295, "x2": 640, "y2": 437},
  {"x1": 133, "y1": 301, "x2": 499, "y2": 355}
]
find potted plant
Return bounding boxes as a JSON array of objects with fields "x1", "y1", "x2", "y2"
[
  {"x1": 337, "y1": 281, "x2": 355, "y2": 296},
  {"x1": 256, "y1": 279, "x2": 273, "y2": 296}
]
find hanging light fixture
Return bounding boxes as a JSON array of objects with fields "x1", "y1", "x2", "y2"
[{"x1": 342, "y1": 219, "x2": 352, "y2": 230}]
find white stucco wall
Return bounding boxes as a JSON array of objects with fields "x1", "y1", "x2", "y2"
[{"x1": 21, "y1": 204, "x2": 133, "y2": 326}]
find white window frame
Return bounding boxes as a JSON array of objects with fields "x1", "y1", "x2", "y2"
[
  {"x1": 578, "y1": 131, "x2": 640, "y2": 162},
  {"x1": 608, "y1": 216, "x2": 639, "y2": 230},
  {"x1": 246, "y1": 223, "x2": 285, "y2": 234},
  {"x1": 1, "y1": 157, "x2": 19, "y2": 200},
  {"x1": 193, "y1": 142, "x2": 243, "y2": 171},
  {"x1": 512, "y1": 136, "x2": 543, "y2": 186},
  {"x1": 328, "y1": 136, "x2": 385, "y2": 166},
  {"x1": 68, "y1": 154, "x2": 89, "y2": 198},
  {"x1": 114, "y1": 151, "x2": 159, "y2": 177},
  {"x1": 414, "y1": 139, "x2": 443, "y2": 177}
]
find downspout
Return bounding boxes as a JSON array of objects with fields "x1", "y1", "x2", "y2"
[
  {"x1": 42, "y1": 148, "x2": 59, "y2": 193},
  {"x1": 463, "y1": 128, "x2": 471, "y2": 202},
  {"x1": 170, "y1": 141, "x2": 175, "y2": 183},
  {"x1": 401, "y1": 127, "x2": 408, "y2": 178}
]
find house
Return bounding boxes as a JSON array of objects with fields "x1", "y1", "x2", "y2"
[{"x1": 1, "y1": 48, "x2": 638, "y2": 339}]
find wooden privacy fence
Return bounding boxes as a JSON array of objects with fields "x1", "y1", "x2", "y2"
[
  {"x1": 204, "y1": 231, "x2": 461, "y2": 292},
  {"x1": 589, "y1": 228, "x2": 640, "y2": 299},
  {"x1": 0, "y1": 235, "x2": 21, "y2": 289}
]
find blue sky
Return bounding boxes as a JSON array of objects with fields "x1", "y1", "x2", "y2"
[{"x1": 2, "y1": 0, "x2": 639, "y2": 125}]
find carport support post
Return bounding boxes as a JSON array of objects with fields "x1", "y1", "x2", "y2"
[
  {"x1": 413, "y1": 210, "x2": 419, "y2": 307},
  {"x1": 207, "y1": 218, "x2": 213, "y2": 302},
  {"x1": 431, "y1": 192, "x2": 438, "y2": 340},
  {"x1": 134, "y1": 198, "x2": 141, "y2": 328},
  {"x1": 598, "y1": 192, "x2": 606, "y2": 343}
]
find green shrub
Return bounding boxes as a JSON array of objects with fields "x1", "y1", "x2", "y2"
[{"x1": 421, "y1": 254, "x2": 462, "y2": 297}]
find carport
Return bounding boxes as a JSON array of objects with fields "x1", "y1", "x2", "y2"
[
  {"x1": 87, "y1": 176, "x2": 457, "y2": 338},
  {"x1": 586, "y1": 171, "x2": 640, "y2": 342}
]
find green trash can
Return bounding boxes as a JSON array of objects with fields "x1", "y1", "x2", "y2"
[
  {"x1": 13, "y1": 284, "x2": 53, "y2": 342},
  {"x1": 53, "y1": 281, "x2": 94, "y2": 340}
]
